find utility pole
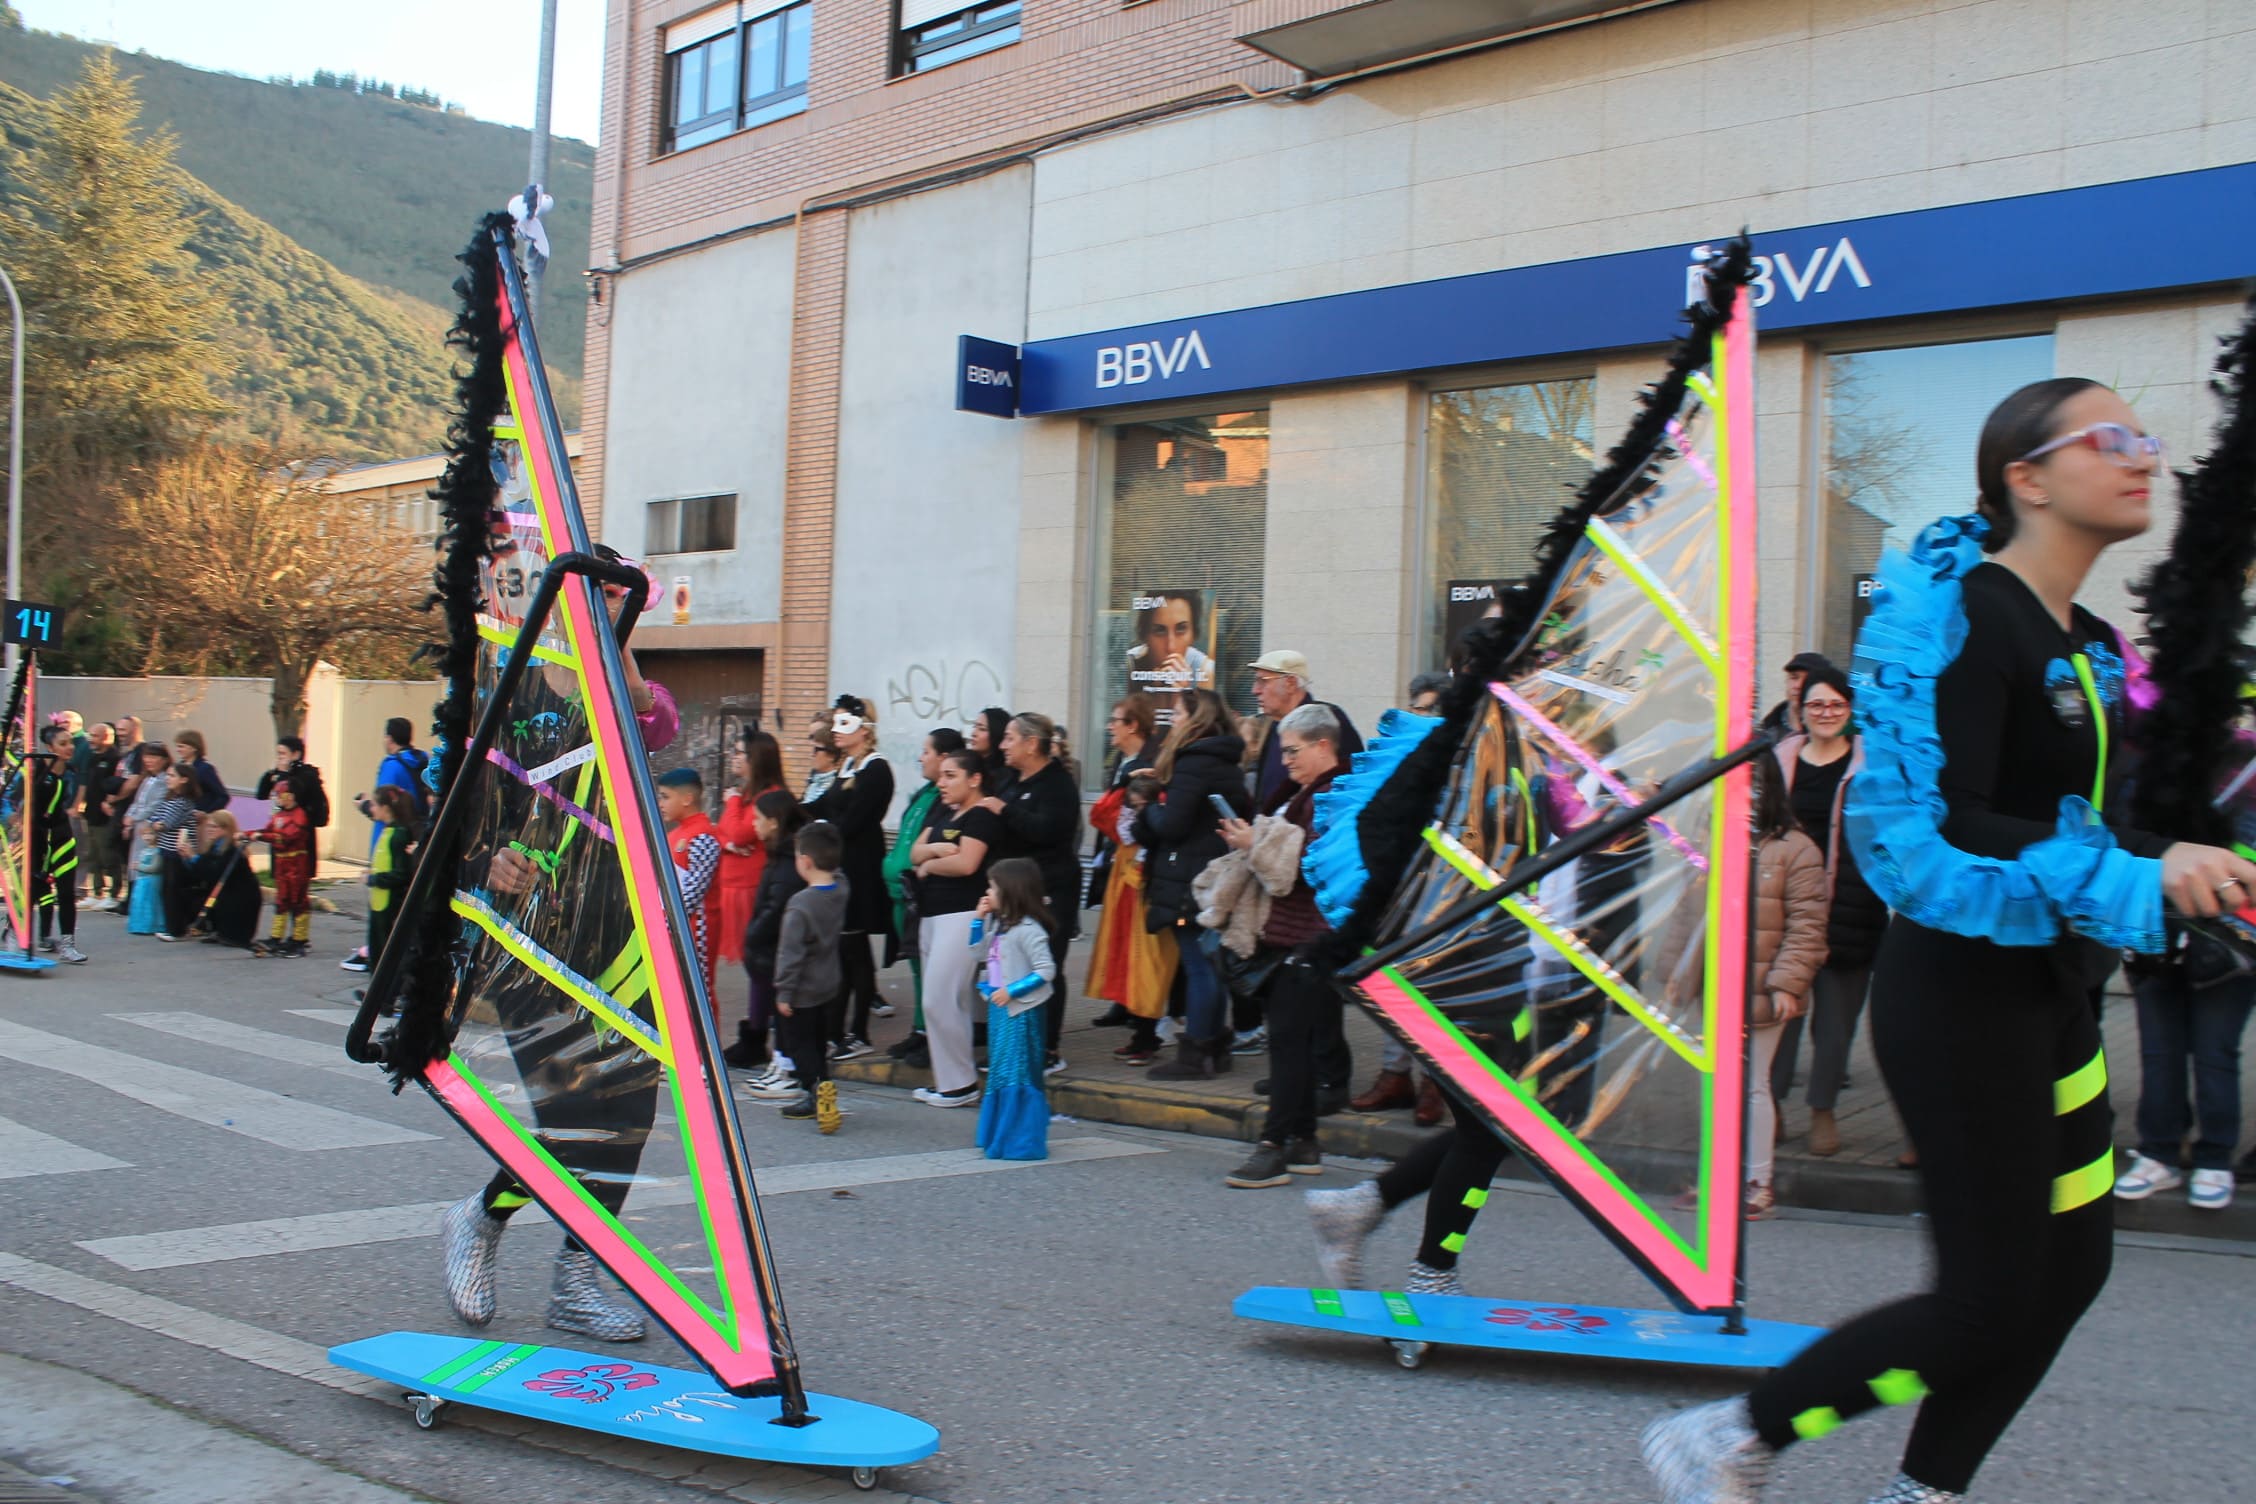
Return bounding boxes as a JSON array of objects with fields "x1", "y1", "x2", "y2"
[
  {"x1": 526, "y1": 0, "x2": 559, "y2": 324},
  {"x1": 1, "y1": 263, "x2": 20, "y2": 680}
]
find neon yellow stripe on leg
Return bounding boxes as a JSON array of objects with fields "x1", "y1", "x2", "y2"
[
  {"x1": 2051, "y1": 1150, "x2": 2115, "y2": 1214},
  {"x1": 2053, "y1": 1049, "x2": 2106, "y2": 1116}
]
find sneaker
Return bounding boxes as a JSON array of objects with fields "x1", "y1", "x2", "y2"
[
  {"x1": 1404, "y1": 1259, "x2": 1463, "y2": 1297},
  {"x1": 1231, "y1": 1026, "x2": 1268, "y2": 1056},
  {"x1": 870, "y1": 1001, "x2": 895, "y2": 1018},
  {"x1": 1641, "y1": 1396, "x2": 1774, "y2": 1504},
  {"x1": 1307, "y1": 1181, "x2": 1384, "y2": 1289},
  {"x1": 900, "y1": 1045, "x2": 932, "y2": 1070},
  {"x1": 831, "y1": 1035, "x2": 874, "y2": 1062},
  {"x1": 887, "y1": 1030, "x2": 928, "y2": 1059},
  {"x1": 339, "y1": 950, "x2": 370, "y2": 973},
  {"x1": 2113, "y1": 1151, "x2": 2183, "y2": 1201},
  {"x1": 743, "y1": 1075, "x2": 804, "y2": 1101},
  {"x1": 913, "y1": 1084, "x2": 981, "y2": 1109},
  {"x1": 283, "y1": 939, "x2": 310, "y2": 958},
  {"x1": 85, "y1": 896, "x2": 117, "y2": 913},
  {"x1": 1155, "y1": 1017, "x2": 1180, "y2": 1045},
  {"x1": 779, "y1": 1092, "x2": 818, "y2": 1120},
  {"x1": 56, "y1": 940, "x2": 86, "y2": 964},
  {"x1": 2189, "y1": 1167, "x2": 2234, "y2": 1210},
  {"x1": 1283, "y1": 1137, "x2": 1323, "y2": 1175},
  {"x1": 439, "y1": 1192, "x2": 505, "y2": 1327},
  {"x1": 1225, "y1": 1142, "x2": 1294, "y2": 1189},
  {"x1": 1113, "y1": 1039, "x2": 1160, "y2": 1064},
  {"x1": 1091, "y1": 1004, "x2": 1133, "y2": 1028},
  {"x1": 815, "y1": 1080, "x2": 841, "y2": 1134},
  {"x1": 1044, "y1": 1053, "x2": 1067, "y2": 1077},
  {"x1": 38, "y1": 936, "x2": 56, "y2": 953}
]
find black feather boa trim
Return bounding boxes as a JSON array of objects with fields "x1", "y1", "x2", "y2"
[
  {"x1": 1314, "y1": 236, "x2": 1756, "y2": 966},
  {"x1": 384, "y1": 212, "x2": 512, "y2": 1089},
  {"x1": 2130, "y1": 285, "x2": 2256, "y2": 851}
]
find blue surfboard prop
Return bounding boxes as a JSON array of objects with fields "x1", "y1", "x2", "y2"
[
  {"x1": 330, "y1": 1332, "x2": 938, "y2": 1485},
  {"x1": 1234, "y1": 1286, "x2": 1821, "y2": 1370},
  {"x1": 0, "y1": 953, "x2": 58, "y2": 972}
]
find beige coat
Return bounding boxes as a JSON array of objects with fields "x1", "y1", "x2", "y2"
[
  {"x1": 1754, "y1": 829, "x2": 1830, "y2": 1010},
  {"x1": 1191, "y1": 815, "x2": 1307, "y2": 957}
]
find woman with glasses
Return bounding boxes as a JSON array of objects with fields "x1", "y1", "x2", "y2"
[
  {"x1": 1767, "y1": 664, "x2": 1890, "y2": 1158},
  {"x1": 1647, "y1": 380, "x2": 2256, "y2": 1504}
]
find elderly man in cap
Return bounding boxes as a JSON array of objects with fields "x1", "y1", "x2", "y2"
[
  {"x1": 1247, "y1": 650, "x2": 1363, "y2": 808},
  {"x1": 1758, "y1": 650, "x2": 1833, "y2": 740}
]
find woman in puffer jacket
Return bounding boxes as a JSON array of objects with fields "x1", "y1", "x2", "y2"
[
  {"x1": 1129, "y1": 688, "x2": 1252, "y2": 1079},
  {"x1": 1746, "y1": 753, "x2": 1830, "y2": 1218}
]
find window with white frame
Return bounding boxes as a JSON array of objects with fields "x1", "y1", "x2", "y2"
[
  {"x1": 664, "y1": 0, "x2": 811, "y2": 154},
  {"x1": 896, "y1": 0, "x2": 1019, "y2": 75},
  {"x1": 646, "y1": 495, "x2": 738, "y2": 555}
]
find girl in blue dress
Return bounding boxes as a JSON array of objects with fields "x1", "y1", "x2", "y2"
[{"x1": 973, "y1": 858, "x2": 1057, "y2": 1161}]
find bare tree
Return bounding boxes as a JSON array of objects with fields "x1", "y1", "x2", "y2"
[{"x1": 103, "y1": 441, "x2": 433, "y2": 737}]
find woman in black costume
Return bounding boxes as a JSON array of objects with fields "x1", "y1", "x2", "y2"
[{"x1": 1644, "y1": 381, "x2": 2256, "y2": 1503}]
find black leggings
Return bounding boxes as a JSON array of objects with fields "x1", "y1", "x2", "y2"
[
  {"x1": 834, "y1": 933, "x2": 877, "y2": 1042},
  {"x1": 1375, "y1": 1090, "x2": 1512, "y2": 1270},
  {"x1": 1746, "y1": 922, "x2": 2113, "y2": 1495}
]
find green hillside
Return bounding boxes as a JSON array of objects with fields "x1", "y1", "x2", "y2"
[
  {"x1": 0, "y1": 78, "x2": 462, "y2": 459},
  {"x1": 0, "y1": 26, "x2": 593, "y2": 417}
]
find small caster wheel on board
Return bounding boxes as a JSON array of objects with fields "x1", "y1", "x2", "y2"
[
  {"x1": 403, "y1": 1392, "x2": 446, "y2": 1430},
  {"x1": 1389, "y1": 1340, "x2": 1429, "y2": 1370},
  {"x1": 850, "y1": 1466, "x2": 878, "y2": 1490}
]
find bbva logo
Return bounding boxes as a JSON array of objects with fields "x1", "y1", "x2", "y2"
[
  {"x1": 1688, "y1": 238, "x2": 1872, "y2": 310},
  {"x1": 1095, "y1": 329, "x2": 1212, "y2": 388}
]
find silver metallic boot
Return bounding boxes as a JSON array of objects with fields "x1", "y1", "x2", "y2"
[
  {"x1": 1642, "y1": 1395, "x2": 1775, "y2": 1504},
  {"x1": 439, "y1": 1192, "x2": 505, "y2": 1327},
  {"x1": 545, "y1": 1245, "x2": 646, "y2": 1343},
  {"x1": 1306, "y1": 1180, "x2": 1384, "y2": 1289},
  {"x1": 1866, "y1": 1474, "x2": 1962, "y2": 1503},
  {"x1": 1403, "y1": 1259, "x2": 1463, "y2": 1297}
]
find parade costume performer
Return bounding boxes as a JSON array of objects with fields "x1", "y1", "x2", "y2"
[
  {"x1": 250, "y1": 789, "x2": 316, "y2": 956},
  {"x1": 30, "y1": 730, "x2": 84, "y2": 963},
  {"x1": 1643, "y1": 380, "x2": 2256, "y2": 1504}
]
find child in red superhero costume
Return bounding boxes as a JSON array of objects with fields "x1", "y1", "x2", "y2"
[{"x1": 250, "y1": 781, "x2": 316, "y2": 956}]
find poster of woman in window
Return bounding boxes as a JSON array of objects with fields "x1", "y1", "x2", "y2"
[{"x1": 1125, "y1": 588, "x2": 1214, "y2": 724}]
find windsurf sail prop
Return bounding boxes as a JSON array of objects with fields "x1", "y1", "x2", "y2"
[
  {"x1": 2132, "y1": 286, "x2": 2256, "y2": 927},
  {"x1": 347, "y1": 212, "x2": 803, "y2": 1408},
  {"x1": 1312, "y1": 240, "x2": 1763, "y2": 1318},
  {"x1": 0, "y1": 650, "x2": 38, "y2": 959}
]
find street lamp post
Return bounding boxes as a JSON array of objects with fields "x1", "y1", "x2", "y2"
[
  {"x1": 1, "y1": 263, "x2": 21, "y2": 679},
  {"x1": 526, "y1": 0, "x2": 558, "y2": 324}
]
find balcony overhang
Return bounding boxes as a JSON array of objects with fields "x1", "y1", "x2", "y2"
[{"x1": 1232, "y1": 0, "x2": 1684, "y2": 78}]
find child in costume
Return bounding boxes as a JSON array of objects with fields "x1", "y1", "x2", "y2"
[
  {"x1": 31, "y1": 725, "x2": 85, "y2": 963},
  {"x1": 770, "y1": 819, "x2": 846, "y2": 1132},
  {"x1": 658, "y1": 766, "x2": 720, "y2": 996},
  {"x1": 364, "y1": 785, "x2": 421, "y2": 970},
  {"x1": 739, "y1": 790, "x2": 808, "y2": 1094},
  {"x1": 249, "y1": 781, "x2": 315, "y2": 956},
  {"x1": 972, "y1": 857, "x2": 1055, "y2": 1161}
]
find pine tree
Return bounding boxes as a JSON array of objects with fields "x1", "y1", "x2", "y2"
[{"x1": 0, "y1": 50, "x2": 224, "y2": 478}]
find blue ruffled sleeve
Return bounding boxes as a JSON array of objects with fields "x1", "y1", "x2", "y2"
[
  {"x1": 1842, "y1": 515, "x2": 2164, "y2": 952},
  {"x1": 1304, "y1": 707, "x2": 1445, "y2": 925}
]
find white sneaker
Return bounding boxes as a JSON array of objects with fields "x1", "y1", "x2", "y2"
[
  {"x1": 2113, "y1": 1151, "x2": 2182, "y2": 1201},
  {"x1": 85, "y1": 896, "x2": 117, "y2": 913},
  {"x1": 56, "y1": 940, "x2": 86, "y2": 964},
  {"x1": 914, "y1": 1084, "x2": 980, "y2": 1109},
  {"x1": 870, "y1": 1001, "x2": 896, "y2": 1018},
  {"x1": 742, "y1": 1075, "x2": 803, "y2": 1101},
  {"x1": 2189, "y1": 1167, "x2": 2234, "y2": 1210}
]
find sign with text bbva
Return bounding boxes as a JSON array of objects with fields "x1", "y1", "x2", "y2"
[
  {"x1": 955, "y1": 335, "x2": 1020, "y2": 417},
  {"x1": 1014, "y1": 162, "x2": 2256, "y2": 415}
]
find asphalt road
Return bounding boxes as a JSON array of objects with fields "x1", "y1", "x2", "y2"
[{"x1": 3, "y1": 909, "x2": 2252, "y2": 1504}]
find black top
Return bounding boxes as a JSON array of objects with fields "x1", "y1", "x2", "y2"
[
  {"x1": 256, "y1": 763, "x2": 330, "y2": 828},
  {"x1": 917, "y1": 802, "x2": 1003, "y2": 916},
  {"x1": 804, "y1": 753, "x2": 894, "y2": 934},
  {"x1": 1132, "y1": 734, "x2": 1251, "y2": 877},
  {"x1": 989, "y1": 758, "x2": 1083, "y2": 914},
  {"x1": 1790, "y1": 752, "x2": 1849, "y2": 857},
  {"x1": 742, "y1": 832, "x2": 807, "y2": 984},
  {"x1": 1939, "y1": 564, "x2": 2169, "y2": 862}
]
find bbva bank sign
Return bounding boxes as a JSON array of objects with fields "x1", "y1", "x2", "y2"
[{"x1": 1094, "y1": 329, "x2": 1213, "y2": 389}]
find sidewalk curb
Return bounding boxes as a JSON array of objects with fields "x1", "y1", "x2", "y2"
[{"x1": 833, "y1": 1056, "x2": 2256, "y2": 1240}]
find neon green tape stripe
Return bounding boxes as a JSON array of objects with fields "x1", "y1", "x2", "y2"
[
  {"x1": 2054, "y1": 1049, "x2": 2106, "y2": 1116},
  {"x1": 1381, "y1": 1293, "x2": 1421, "y2": 1326},
  {"x1": 476, "y1": 619, "x2": 577, "y2": 668},
  {"x1": 1792, "y1": 1405, "x2": 1843, "y2": 1441},
  {"x1": 454, "y1": 1343, "x2": 541, "y2": 1394},
  {"x1": 1507, "y1": 768, "x2": 1539, "y2": 858},
  {"x1": 2052, "y1": 1149, "x2": 2114, "y2": 1214},
  {"x1": 1439, "y1": 1231, "x2": 1467, "y2": 1253},
  {"x1": 1586, "y1": 520, "x2": 1721, "y2": 674},
  {"x1": 1685, "y1": 370, "x2": 1720, "y2": 408},
  {"x1": 1868, "y1": 1368, "x2": 1929, "y2": 1406},
  {"x1": 490, "y1": 1190, "x2": 533, "y2": 1210},
  {"x1": 1512, "y1": 1008, "x2": 1532, "y2": 1042},
  {"x1": 1311, "y1": 1289, "x2": 1345, "y2": 1317},
  {"x1": 1462, "y1": 1188, "x2": 1489, "y2": 1210},
  {"x1": 2071, "y1": 653, "x2": 2107, "y2": 811},
  {"x1": 1421, "y1": 828, "x2": 1708, "y2": 1071},
  {"x1": 1379, "y1": 965, "x2": 1705, "y2": 1267},
  {"x1": 451, "y1": 895, "x2": 668, "y2": 1064},
  {"x1": 422, "y1": 1339, "x2": 506, "y2": 1386},
  {"x1": 444, "y1": 1051, "x2": 731, "y2": 1332}
]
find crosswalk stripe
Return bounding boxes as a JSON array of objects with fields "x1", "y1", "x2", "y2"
[
  {"x1": 288, "y1": 1009, "x2": 362, "y2": 1026},
  {"x1": 111, "y1": 1012, "x2": 365, "y2": 1078},
  {"x1": 0, "y1": 1018, "x2": 433, "y2": 1151},
  {"x1": 0, "y1": 1114, "x2": 129, "y2": 1179},
  {"x1": 76, "y1": 1136, "x2": 1163, "y2": 1270}
]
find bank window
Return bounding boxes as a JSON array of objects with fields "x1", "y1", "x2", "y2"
[
  {"x1": 1818, "y1": 334, "x2": 2054, "y2": 661},
  {"x1": 897, "y1": 0, "x2": 1019, "y2": 74},
  {"x1": 663, "y1": 1, "x2": 811, "y2": 154},
  {"x1": 1086, "y1": 411, "x2": 1269, "y2": 782},
  {"x1": 1422, "y1": 378, "x2": 1596, "y2": 668},
  {"x1": 646, "y1": 494, "x2": 737, "y2": 555}
]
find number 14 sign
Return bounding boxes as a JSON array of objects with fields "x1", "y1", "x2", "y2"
[{"x1": 3, "y1": 599, "x2": 62, "y2": 648}]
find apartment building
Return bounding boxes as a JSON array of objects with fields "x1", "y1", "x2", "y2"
[{"x1": 582, "y1": 0, "x2": 2256, "y2": 788}]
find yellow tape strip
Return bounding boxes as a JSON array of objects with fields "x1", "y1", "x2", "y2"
[
  {"x1": 451, "y1": 894, "x2": 668, "y2": 1065},
  {"x1": 476, "y1": 619, "x2": 577, "y2": 669},
  {"x1": 1586, "y1": 519, "x2": 1721, "y2": 676}
]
